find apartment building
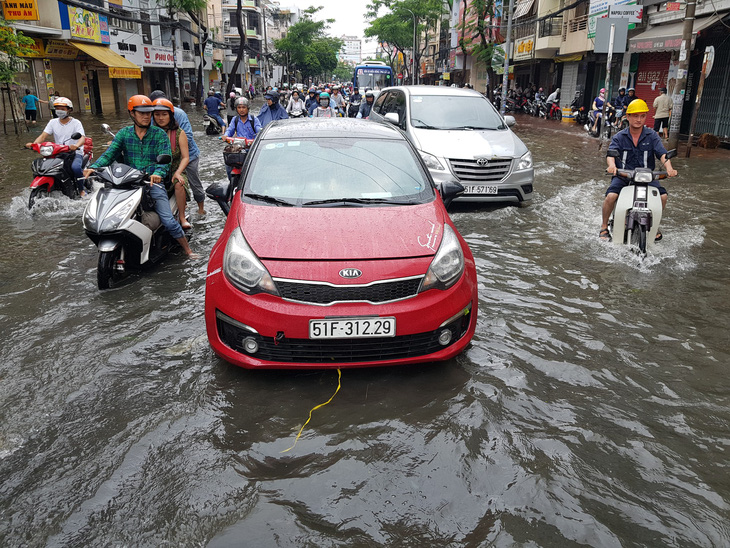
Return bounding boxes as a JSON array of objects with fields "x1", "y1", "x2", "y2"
[{"x1": 339, "y1": 35, "x2": 362, "y2": 65}]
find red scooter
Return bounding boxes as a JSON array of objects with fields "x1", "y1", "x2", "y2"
[{"x1": 27, "y1": 133, "x2": 93, "y2": 209}]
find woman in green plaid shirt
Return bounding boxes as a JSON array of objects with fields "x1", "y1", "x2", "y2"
[{"x1": 86, "y1": 95, "x2": 195, "y2": 257}]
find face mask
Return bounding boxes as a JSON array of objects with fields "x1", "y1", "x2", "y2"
[
  {"x1": 56, "y1": 110, "x2": 69, "y2": 119},
  {"x1": 320, "y1": 100, "x2": 329, "y2": 107}
]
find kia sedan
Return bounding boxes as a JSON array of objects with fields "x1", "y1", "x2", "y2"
[
  {"x1": 368, "y1": 86, "x2": 534, "y2": 205},
  {"x1": 205, "y1": 118, "x2": 478, "y2": 369}
]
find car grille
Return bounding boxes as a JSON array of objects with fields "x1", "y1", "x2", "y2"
[
  {"x1": 448, "y1": 158, "x2": 512, "y2": 182},
  {"x1": 274, "y1": 276, "x2": 423, "y2": 305},
  {"x1": 216, "y1": 311, "x2": 472, "y2": 364}
]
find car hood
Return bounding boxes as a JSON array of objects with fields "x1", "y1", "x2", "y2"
[
  {"x1": 239, "y1": 202, "x2": 445, "y2": 260},
  {"x1": 410, "y1": 126, "x2": 527, "y2": 160}
]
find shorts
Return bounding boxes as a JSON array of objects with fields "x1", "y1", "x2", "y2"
[
  {"x1": 606, "y1": 176, "x2": 667, "y2": 196},
  {"x1": 25, "y1": 109, "x2": 37, "y2": 121},
  {"x1": 654, "y1": 117, "x2": 669, "y2": 131}
]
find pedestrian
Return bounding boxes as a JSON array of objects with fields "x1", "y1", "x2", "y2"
[
  {"x1": 21, "y1": 89, "x2": 48, "y2": 125},
  {"x1": 652, "y1": 87, "x2": 672, "y2": 140}
]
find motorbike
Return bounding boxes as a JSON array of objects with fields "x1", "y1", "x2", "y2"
[
  {"x1": 82, "y1": 153, "x2": 179, "y2": 289},
  {"x1": 605, "y1": 149, "x2": 676, "y2": 256},
  {"x1": 570, "y1": 92, "x2": 588, "y2": 126},
  {"x1": 347, "y1": 100, "x2": 361, "y2": 118},
  {"x1": 203, "y1": 113, "x2": 223, "y2": 135},
  {"x1": 289, "y1": 110, "x2": 307, "y2": 118},
  {"x1": 586, "y1": 104, "x2": 616, "y2": 139},
  {"x1": 206, "y1": 137, "x2": 254, "y2": 217},
  {"x1": 26, "y1": 133, "x2": 93, "y2": 209},
  {"x1": 546, "y1": 101, "x2": 562, "y2": 121}
]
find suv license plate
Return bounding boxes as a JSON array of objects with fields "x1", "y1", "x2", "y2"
[
  {"x1": 464, "y1": 185, "x2": 498, "y2": 194},
  {"x1": 309, "y1": 317, "x2": 396, "y2": 339}
]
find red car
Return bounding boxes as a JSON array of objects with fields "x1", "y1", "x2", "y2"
[{"x1": 205, "y1": 118, "x2": 478, "y2": 369}]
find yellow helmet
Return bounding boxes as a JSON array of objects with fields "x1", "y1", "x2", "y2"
[{"x1": 626, "y1": 99, "x2": 649, "y2": 114}]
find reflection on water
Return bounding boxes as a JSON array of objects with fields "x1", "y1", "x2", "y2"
[{"x1": 1, "y1": 111, "x2": 729, "y2": 546}]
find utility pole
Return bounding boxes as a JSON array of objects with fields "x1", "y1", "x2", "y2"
[
  {"x1": 500, "y1": 0, "x2": 515, "y2": 116},
  {"x1": 667, "y1": 0, "x2": 697, "y2": 151},
  {"x1": 599, "y1": 23, "x2": 616, "y2": 149},
  {"x1": 169, "y1": 8, "x2": 182, "y2": 100},
  {"x1": 404, "y1": 8, "x2": 417, "y2": 85}
]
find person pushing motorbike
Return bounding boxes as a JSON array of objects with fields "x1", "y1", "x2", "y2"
[
  {"x1": 84, "y1": 95, "x2": 195, "y2": 257},
  {"x1": 600, "y1": 99, "x2": 678, "y2": 242}
]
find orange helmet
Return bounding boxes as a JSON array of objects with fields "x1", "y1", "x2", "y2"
[
  {"x1": 127, "y1": 95, "x2": 155, "y2": 112},
  {"x1": 151, "y1": 98, "x2": 174, "y2": 113}
]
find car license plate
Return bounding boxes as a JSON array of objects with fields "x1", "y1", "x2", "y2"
[
  {"x1": 464, "y1": 185, "x2": 498, "y2": 194},
  {"x1": 309, "y1": 317, "x2": 396, "y2": 339}
]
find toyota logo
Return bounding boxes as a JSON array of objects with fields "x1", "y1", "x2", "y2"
[
  {"x1": 476, "y1": 157, "x2": 490, "y2": 166},
  {"x1": 339, "y1": 268, "x2": 362, "y2": 279}
]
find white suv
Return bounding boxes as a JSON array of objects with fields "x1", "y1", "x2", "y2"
[{"x1": 368, "y1": 86, "x2": 534, "y2": 204}]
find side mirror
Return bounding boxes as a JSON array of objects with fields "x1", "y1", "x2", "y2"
[
  {"x1": 665, "y1": 149, "x2": 677, "y2": 159},
  {"x1": 606, "y1": 149, "x2": 620, "y2": 158},
  {"x1": 101, "y1": 123, "x2": 114, "y2": 136},
  {"x1": 156, "y1": 154, "x2": 172, "y2": 164},
  {"x1": 71, "y1": 132, "x2": 82, "y2": 140},
  {"x1": 439, "y1": 181, "x2": 464, "y2": 209},
  {"x1": 504, "y1": 115, "x2": 516, "y2": 127},
  {"x1": 384, "y1": 112, "x2": 399, "y2": 125}
]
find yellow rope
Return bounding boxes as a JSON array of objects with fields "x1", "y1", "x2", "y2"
[{"x1": 280, "y1": 368, "x2": 342, "y2": 454}]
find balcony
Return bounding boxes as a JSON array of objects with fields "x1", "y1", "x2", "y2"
[
  {"x1": 222, "y1": 0, "x2": 261, "y2": 12},
  {"x1": 560, "y1": 14, "x2": 589, "y2": 55},
  {"x1": 535, "y1": 15, "x2": 562, "y2": 54}
]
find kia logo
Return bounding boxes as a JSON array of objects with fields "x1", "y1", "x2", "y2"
[
  {"x1": 339, "y1": 268, "x2": 362, "y2": 279},
  {"x1": 476, "y1": 157, "x2": 489, "y2": 166}
]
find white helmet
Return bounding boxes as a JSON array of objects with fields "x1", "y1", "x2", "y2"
[{"x1": 53, "y1": 97, "x2": 73, "y2": 109}]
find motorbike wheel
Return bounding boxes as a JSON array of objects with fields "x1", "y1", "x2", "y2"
[
  {"x1": 97, "y1": 249, "x2": 123, "y2": 290},
  {"x1": 631, "y1": 225, "x2": 648, "y2": 255},
  {"x1": 28, "y1": 186, "x2": 48, "y2": 209},
  {"x1": 555, "y1": 109, "x2": 562, "y2": 121}
]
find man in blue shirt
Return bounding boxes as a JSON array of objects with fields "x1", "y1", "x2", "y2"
[
  {"x1": 224, "y1": 97, "x2": 261, "y2": 182},
  {"x1": 21, "y1": 89, "x2": 47, "y2": 125},
  {"x1": 600, "y1": 99, "x2": 677, "y2": 241},
  {"x1": 204, "y1": 90, "x2": 225, "y2": 129},
  {"x1": 258, "y1": 90, "x2": 288, "y2": 127}
]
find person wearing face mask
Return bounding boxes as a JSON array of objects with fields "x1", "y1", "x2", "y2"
[
  {"x1": 305, "y1": 87, "x2": 319, "y2": 114},
  {"x1": 311, "y1": 92, "x2": 338, "y2": 118},
  {"x1": 587, "y1": 88, "x2": 611, "y2": 134},
  {"x1": 25, "y1": 97, "x2": 87, "y2": 195},
  {"x1": 357, "y1": 90, "x2": 376, "y2": 119},
  {"x1": 258, "y1": 90, "x2": 289, "y2": 127}
]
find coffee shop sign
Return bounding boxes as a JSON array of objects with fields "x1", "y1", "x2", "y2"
[{"x1": 143, "y1": 46, "x2": 174, "y2": 67}]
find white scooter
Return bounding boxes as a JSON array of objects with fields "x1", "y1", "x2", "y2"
[
  {"x1": 606, "y1": 149, "x2": 676, "y2": 256},
  {"x1": 82, "y1": 154, "x2": 178, "y2": 289}
]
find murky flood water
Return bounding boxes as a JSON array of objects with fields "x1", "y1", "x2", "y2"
[{"x1": 1, "y1": 106, "x2": 729, "y2": 547}]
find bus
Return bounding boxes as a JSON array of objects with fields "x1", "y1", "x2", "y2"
[{"x1": 353, "y1": 61, "x2": 394, "y2": 91}]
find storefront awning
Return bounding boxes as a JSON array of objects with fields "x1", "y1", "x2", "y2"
[
  {"x1": 628, "y1": 15, "x2": 720, "y2": 53},
  {"x1": 70, "y1": 41, "x2": 141, "y2": 79},
  {"x1": 513, "y1": 0, "x2": 535, "y2": 19},
  {"x1": 554, "y1": 54, "x2": 584, "y2": 63}
]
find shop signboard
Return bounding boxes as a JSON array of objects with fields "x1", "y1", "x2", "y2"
[
  {"x1": 588, "y1": 0, "x2": 637, "y2": 39},
  {"x1": 514, "y1": 36, "x2": 535, "y2": 61},
  {"x1": 45, "y1": 39, "x2": 78, "y2": 59},
  {"x1": 3, "y1": 0, "x2": 39, "y2": 21},
  {"x1": 143, "y1": 45, "x2": 175, "y2": 67},
  {"x1": 67, "y1": 7, "x2": 110, "y2": 44},
  {"x1": 19, "y1": 37, "x2": 45, "y2": 58}
]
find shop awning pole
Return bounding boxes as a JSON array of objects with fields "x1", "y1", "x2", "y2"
[{"x1": 667, "y1": 0, "x2": 697, "y2": 151}]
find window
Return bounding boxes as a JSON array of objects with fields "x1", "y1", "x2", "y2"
[
  {"x1": 372, "y1": 91, "x2": 389, "y2": 114},
  {"x1": 109, "y1": 7, "x2": 135, "y2": 32},
  {"x1": 140, "y1": 12, "x2": 152, "y2": 45}
]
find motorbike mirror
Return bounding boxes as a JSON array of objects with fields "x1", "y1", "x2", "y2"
[
  {"x1": 71, "y1": 132, "x2": 82, "y2": 140},
  {"x1": 156, "y1": 154, "x2": 172, "y2": 165},
  {"x1": 101, "y1": 123, "x2": 115, "y2": 136},
  {"x1": 439, "y1": 181, "x2": 465, "y2": 209},
  {"x1": 665, "y1": 149, "x2": 677, "y2": 160},
  {"x1": 606, "y1": 149, "x2": 620, "y2": 158},
  {"x1": 503, "y1": 115, "x2": 516, "y2": 127}
]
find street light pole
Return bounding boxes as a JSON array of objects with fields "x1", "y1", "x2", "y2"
[{"x1": 404, "y1": 8, "x2": 417, "y2": 85}]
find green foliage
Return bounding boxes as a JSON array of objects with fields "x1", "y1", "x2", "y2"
[
  {"x1": 332, "y1": 61, "x2": 354, "y2": 82},
  {"x1": 459, "y1": 0, "x2": 498, "y2": 69},
  {"x1": 0, "y1": 17, "x2": 35, "y2": 84},
  {"x1": 273, "y1": 6, "x2": 342, "y2": 80},
  {"x1": 163, "y1": 0, "x2": 208, "y2": 14}
]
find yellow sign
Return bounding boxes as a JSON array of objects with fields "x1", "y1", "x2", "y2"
[
  {"x1": 19, "y1": 37, "x2": 45, "y2": 58},
  {"x1": 3, "y1": 0, "x2": 39, "y2": 21},
  {"x1": 109, "y1": 66, "x2": 141, "y2": 79},
  {"x1": 45, "y1": 40, "x2": 78, "y2": 59},
  {"x1": 514, "y1": 36, "x2": 535, "y2": 61},
  {"x1": 68, "y1": 6, "x2": 102, "y2": 43}
]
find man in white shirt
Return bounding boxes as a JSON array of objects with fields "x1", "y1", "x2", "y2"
[{"x1": 25, "y1": 97, "x2": 87, "y2": 195}]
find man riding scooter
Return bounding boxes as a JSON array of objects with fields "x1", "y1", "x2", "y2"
[{"x1": 600, "y1": 99, "x2": 678, "y2": 242}]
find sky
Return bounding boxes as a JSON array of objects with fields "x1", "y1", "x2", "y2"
[{"x1": 283, "y1": 0, "x2": 380, "y2": 57}]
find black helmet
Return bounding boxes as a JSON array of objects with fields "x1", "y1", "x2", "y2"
[{"x1": 149, "y1": 89, "x2": 166, "y2": 101}]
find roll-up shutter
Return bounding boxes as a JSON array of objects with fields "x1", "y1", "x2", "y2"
[{"x1": 635, "y1": 52, "x2": 671, "y2": 128}]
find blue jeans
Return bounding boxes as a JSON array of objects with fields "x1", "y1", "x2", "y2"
[
  {"x1": 149, "y1": 183, "x2": 184, "y2": 239},
  {"x1": 210, "y1": 113, "x2": 225, "y2": 128},
  {"x1": 71, "y1": 154, "x2": 84, "y2": 192}
]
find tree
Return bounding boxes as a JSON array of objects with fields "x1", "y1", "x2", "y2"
[
  {"x1": 162, "y1": 0, "x2": 207, "y2": 99},
  {"x1": 458, "y1": 0, "x2": 499, "y2": 90},
  {"x1": 1, "y1": 18, "x2": 35, "y2": 134}
]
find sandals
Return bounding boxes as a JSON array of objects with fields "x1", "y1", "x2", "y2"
[
  {"x1": 655, "y1": 231, "x2": 662, "y2": 242},
  {"x1": 599, "y1": 228, "x2": 612, "y2": 241}
]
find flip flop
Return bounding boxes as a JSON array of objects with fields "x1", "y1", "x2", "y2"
[
  {"x1": 181, "y1": 222, "x2": 192, "y2": 230},
  {"x1": 655, "y1": 231, "x2": 662, "y2": 242},
  {"x1": 599, "y1": 228, "x2": 612, "y2": 241}
]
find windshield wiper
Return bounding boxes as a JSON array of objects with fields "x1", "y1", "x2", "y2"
[
  {"x1": 243, "y1": 193, "x2": 295, "y2": 206},
  {"x1": 411, "y1": 118, "x2": 439, "y2": 129},
  {"x1": 444, "y1": 125, "x2": 496, "y2": 130},
  {"x1": 302, "y1": 197, "x2": 414, "y2": 206}
]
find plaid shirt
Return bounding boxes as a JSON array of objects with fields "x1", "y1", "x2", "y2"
[{"x1": 92, "y1": 125, "x2": 171, "y2": 178}]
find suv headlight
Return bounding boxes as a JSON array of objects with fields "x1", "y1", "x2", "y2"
[
  {"x1": 419, "y1": 150, "x2": 445, "y2": 171},
  {"x1": 420, "y1": 224, "x2": 464, "y2": 292},
  {"x1": 515, "y1": 151, "x2": 532, "y2": 171},
  {"x1": 223, "y1": 227, "x2": 278, "y2": 296}
]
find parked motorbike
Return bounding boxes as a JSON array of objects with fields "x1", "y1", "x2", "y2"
[
  {"x1": 546, "y1": 101, "x2": 562, "y2": 121},
  {"x1": 203, "y1": 113, "x2": 223, "y2": 135},
  {"x1": 606, "y1": 149, "x2": 676, "y2": 256},
  {"x1": 206, "y1": 137, "x2": 254, "y2": 217},
  {"x1": 571, "y1": 92, "x2": 588, "y2": 126},
  {"x1": 26, "y1": 133, "x2": 93, "y2": 209},
  {"x1": 82, "y1": 154, "x2": 178, "y2": 289}
]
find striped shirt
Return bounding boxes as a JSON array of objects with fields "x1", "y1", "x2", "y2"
[{"x1": 92, "y1": 125, "x2": 171, "y2": 178}]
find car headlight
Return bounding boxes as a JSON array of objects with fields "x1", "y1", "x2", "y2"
[
  {"x1": 420, "y1": 224, "x2": 464, "y2": 292},
  {"x1": 515, "y1": 150, "x2": 532, "y2": 171},
  {"x1": 223, "y1": 227, "x2": 279, "y2": 296},
  {"x1": 419, "y1": 150, "x2": 446, "y2": 171}
]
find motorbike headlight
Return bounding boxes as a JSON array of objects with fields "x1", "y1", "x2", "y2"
[
  {"x1": 40, "y1": 145, "x2": 54, "y2": 157},
  {"x1": 223, "y1": 227, "x2": 279, "y2": 296},
  {"x1": 419, "y1": 150, "x2": 446, "y2": 171},
  {"x1": 633, "y1": 171, "x2": 653, "y2": 184},
  {"x1": 99, "y1": 197, "x2": 136, "y2": 232},
  {"x1": 515, "y1": 151, "x2": 533, "y2": 171},
  {"x1": 420, "y1": 224, "x2": 464, "y2": 292}
]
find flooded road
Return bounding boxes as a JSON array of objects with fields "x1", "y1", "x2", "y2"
[{"x1": 1, "y1": 106, "x2": 729, "y2": 547}]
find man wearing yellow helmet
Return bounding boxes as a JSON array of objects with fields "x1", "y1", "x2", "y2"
[{"x1": 600, "y1": 98, "x2": 678, "y2": 242}]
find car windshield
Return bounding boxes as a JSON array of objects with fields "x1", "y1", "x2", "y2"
[
  {"x1": 244, "y1": 138, "x2": 434, "y2": 206},
  {"x1": 409, "y1": 95, "x2": 506, "y2": 130}
]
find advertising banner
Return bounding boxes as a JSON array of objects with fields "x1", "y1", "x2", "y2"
[
  {"x1": 67, "y1": 7, "x2": 110, "y2": 44},
  {"x1": 143, "y1": 45, "x2": 175, "y2": 67}
]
